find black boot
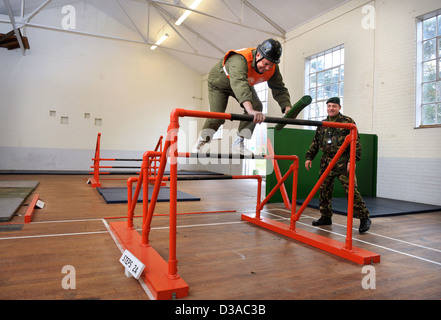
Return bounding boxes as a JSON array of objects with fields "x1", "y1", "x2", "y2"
[
  {"x1": 359, "y1": 218, "x2": 371, "y2": 233},
  {"x1": 312, "y1": 216, "x2": 332, "y2": 226}
]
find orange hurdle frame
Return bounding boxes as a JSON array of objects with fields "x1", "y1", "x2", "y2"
[
  {"x1": 108, "y1": 108, "x2": 380, "y2": 300},
  {"x1": 89, "y1": 133, "x2": 163, "y2": 187}
]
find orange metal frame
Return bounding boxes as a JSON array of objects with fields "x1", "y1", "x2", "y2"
[
  {"x1": 89, "y1": 133, "x2": 163, "y2": 187},
  {"x1": 107, "y1": 108, "x2": 380, "y2": 300},
  {"x1": 24, "y1": 194, "x2": 40, "y2": 223}
]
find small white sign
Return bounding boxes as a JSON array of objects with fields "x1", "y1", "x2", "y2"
[
  {"x1": 36, "y1": 200, "x2": 45, "y2": 209},
  {"x1": 119, "y1": 250, "x2": 145, "y2": 279}
]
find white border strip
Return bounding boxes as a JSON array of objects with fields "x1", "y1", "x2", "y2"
[
  {"x1": 266, "y1": 210, "x2": 441, "y2": 267},
  {"x1": 101, "y1": 219, "x2": 156, "y2": 300}
]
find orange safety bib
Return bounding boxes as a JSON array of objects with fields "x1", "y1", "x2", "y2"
[{"x1": 223, "y1": 48, "x2": 275, "y2": 86}]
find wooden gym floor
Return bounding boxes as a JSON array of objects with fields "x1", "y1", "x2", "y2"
[{"x1": 0, "y1": 174, "x2": 440, "y2": 300}]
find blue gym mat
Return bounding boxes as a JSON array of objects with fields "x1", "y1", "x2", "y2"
[
  {"x1": 97, "y1": 186, "x2": 200, "y2": 204},
  {"x1": 297, "y1": 197, "x2": 441, "y2": 217}
]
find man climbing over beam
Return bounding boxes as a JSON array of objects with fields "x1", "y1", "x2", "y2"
[{"x1": 193, "y1": 38, "x2": 292, "y2": 156}]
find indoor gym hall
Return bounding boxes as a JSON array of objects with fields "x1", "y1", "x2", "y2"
[{"x1": 1, "y1": 0, "x2": 441, "y2": 303}]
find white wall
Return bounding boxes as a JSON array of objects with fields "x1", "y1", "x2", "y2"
[
  {"x1": 1, "y1": 0, "x2": 440, "y2": 206},
  {"x1": 280, "y1": 0, "x2": 441, "y2": 205},
  {"x1": 373, "y1": 0, "x2": 441, "y2": 205},
  {"x1": 0, "y1": 4, "x2": 203, "y2": 172}
]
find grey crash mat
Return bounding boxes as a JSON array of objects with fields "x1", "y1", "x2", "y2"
[
  {"x1": 0, "y1": 198, "x2": 26, "y2": 222},
  {"x1": 0, "y1": 180, "x2": 39, "y2": 222},
  {"x1": 297, "y1": 197, "x2": 441, "y2": 218},
  {"x1": 0, "y1": 181, "x2": 39, "y2": 188},
  {"x1": 97, "y1": 186, "x2": 200, "y2": 204}
]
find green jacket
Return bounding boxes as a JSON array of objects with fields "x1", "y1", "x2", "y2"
[
  {"x1": 305, "y1": 112, "x2": 362, "y2": 163},
  {"x1": 207, "y1": 49, "x2": 291, "y2": 112}
]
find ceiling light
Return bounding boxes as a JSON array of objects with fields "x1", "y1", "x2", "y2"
[
  {"x1": 150, "y1": 33, "x2": 169, "y2": 50},
  {"x1": 175, "y1": 0, "x2": 204, "y2": 26}
]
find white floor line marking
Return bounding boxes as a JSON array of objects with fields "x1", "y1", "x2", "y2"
[
  {"x1": 101, "y1": 219, "x2": 155, "y2": 300},
  {"x1": 264, "y1": 211, "x2": 441, "y2": 266},
  {"x1": 5, "y1": 209, "x2": 439, "y2": 266},
  {"x1": 270, "y1": 208, "x2": 441, "y2": 253},
  {"x1": 0, "y1": 230, "x2": 109, "y2": 241},
  {"x1": 29, "y1": 218, "x2": 104, "y2": 224}
]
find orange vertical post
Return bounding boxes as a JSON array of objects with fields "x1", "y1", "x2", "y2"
[
  {"x1": 90, "y1": 133, "x2": 102, "y2": 187},
  {"x1": 267, "y1": 138, "x2": 291, "y2": 209},
  {"x1": 142, "y1": 150, "x2": 166, "y2": 246},
  {"x1": 167, "y1": 113, "x2": 180, "y2": 279},
  {"x1": 289, "y1": 157, "x2": 299, "y2": 230},
  {"x1": 345, "y1": 127, "x2": 358, "y2": 251}
]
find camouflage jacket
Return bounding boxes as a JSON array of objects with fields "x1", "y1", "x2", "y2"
[{"x1": 305, "y1": 113, "x2": 362, "y2": 164}]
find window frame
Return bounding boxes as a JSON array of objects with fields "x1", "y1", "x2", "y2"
[
  {"x1": 304, "y1": 44, "x2": 345, "y2": 124},
  {"x1": 416, "y1": 10, "x2": 441, "y2": 128}
]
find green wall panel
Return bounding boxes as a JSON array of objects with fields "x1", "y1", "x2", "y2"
[{"x1": 265, "y1": 128, "x2": 377, "y2": 203}]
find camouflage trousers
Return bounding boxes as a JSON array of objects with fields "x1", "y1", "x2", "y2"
[{"x1": 318, "y1": 159, "x2": 370, "y2": 219}]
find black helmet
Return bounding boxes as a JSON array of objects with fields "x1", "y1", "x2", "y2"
[{"x1": 257, "y1": 39, "x2": 282, "y2": 64}]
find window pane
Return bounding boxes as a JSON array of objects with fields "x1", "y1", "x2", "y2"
[
  {"x1": 422, "y1": 82, "x2": 437, "y2": 103},
  {"x1": 439, "y1": 16, "x2": 441, "y2": 36},
  {"x1": 332, "y1": 68, "x2": 340, "y2": 82},
  {"x1": 317, "y1": 72, "x2": 324, "y2": 86},
  {"x1": 437, "y1": 81, "x2": 441, "y2": 102},
  {"x1": 438, "y1": 16, "x2": 441, "y2": 36},
  {"x1": 324, "y1": 85, "x2": 332, "y2": 99},
  {"x1": 310, "y1": 103, "x2": 320, "y2": 119},
  {"x1": 332, "y1": 83, "x2": 339, "y2": 97},
  {"x1": 439, "y1": 59, "x2": 441, "y2": 78},
  {"x1": 340, "y1": 82, "x2": 344, "y2": 96},
  {"x1": 309, "y1": 74, "x2": 316, "y2": 88},
  {"x1": 317, "y1": 55, "x2": 324, "y2": 71},
  {"x1": 423, "y1": 39, "x2": 436, "y2": 60},
  {"x1": 340, "y1": 65, "x2": 344, "y2": 81},
  {"x1": 423, "y1": 16, "x2": 436, "y2": 39},
  {"x1": 422, "y1": 104, "x2": 437, "y2": 125},
  {"x1": 317, "y1": 86, "x2": 324, "y2": 100},
  {"x1": 333, "y1": 50, "x2": 341, "y2": 67},
  {"x1": 325, "y1": 52, "x2": 333, "y2": 69},
  {"x1": 324, "y1": 70, "x2": 332, "y2": 84},
  {"x1": 310, "y1": 58, "x2": 317, "y2": 73},
  {"x1": 423, "y1": 60, "x2": 437, "y2": 81},
  {"x1": 309, "y1": 88, "x2": 316, "y2": 100},
  {"x1": 439, "y1": 38, "x2": 441, "y2": 56}
]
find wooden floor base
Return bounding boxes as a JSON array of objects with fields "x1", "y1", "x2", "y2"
[
  {"x1": 109, "y1": 221, "x2": 189, "y2": 300},
  {"x1": 0, "y1": 174, "x2": 440, "y2": 300},
  {"x1": 241, "y1": 213, "x2": 381, "y2": 265}
]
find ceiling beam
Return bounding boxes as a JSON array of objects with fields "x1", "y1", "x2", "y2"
[
  {"x1": 242, "y1": 0, "x2": 285, "y2": 37},
  {"x1": 2, "y1": 0, "x2": 26, "y2": 54},
  {"x1": 152, "y1": 3, "x2": 197, "y2": 53},
  {"x1": 116, "y1": 0, "x2": 147, "y2": 42},
  {"x1": 151, "y1": 2, "x2": 225, "y2": 55},
  {"x1": 23, "y1": 0, "x2": 52, "y2": 23},
  {"x1": 143, "y1": 0, "x2": 283, "y2": 38}
]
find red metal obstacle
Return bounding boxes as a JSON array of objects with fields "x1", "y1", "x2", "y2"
[
  {"x1": 108, "y1": 108, "x2": 380, "y2": 300},
  {"x1": 89, "y1": 133, "x2": 163, "y2": 188}
]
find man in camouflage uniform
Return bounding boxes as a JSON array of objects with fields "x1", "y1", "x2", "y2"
[{"x1": 305, "y1": 97, "x2": 371, "y2": 233}]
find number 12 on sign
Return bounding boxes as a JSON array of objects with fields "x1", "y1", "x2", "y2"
[{"x1": 119, "y1": 250, "x2": 145, "y2": 279}]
